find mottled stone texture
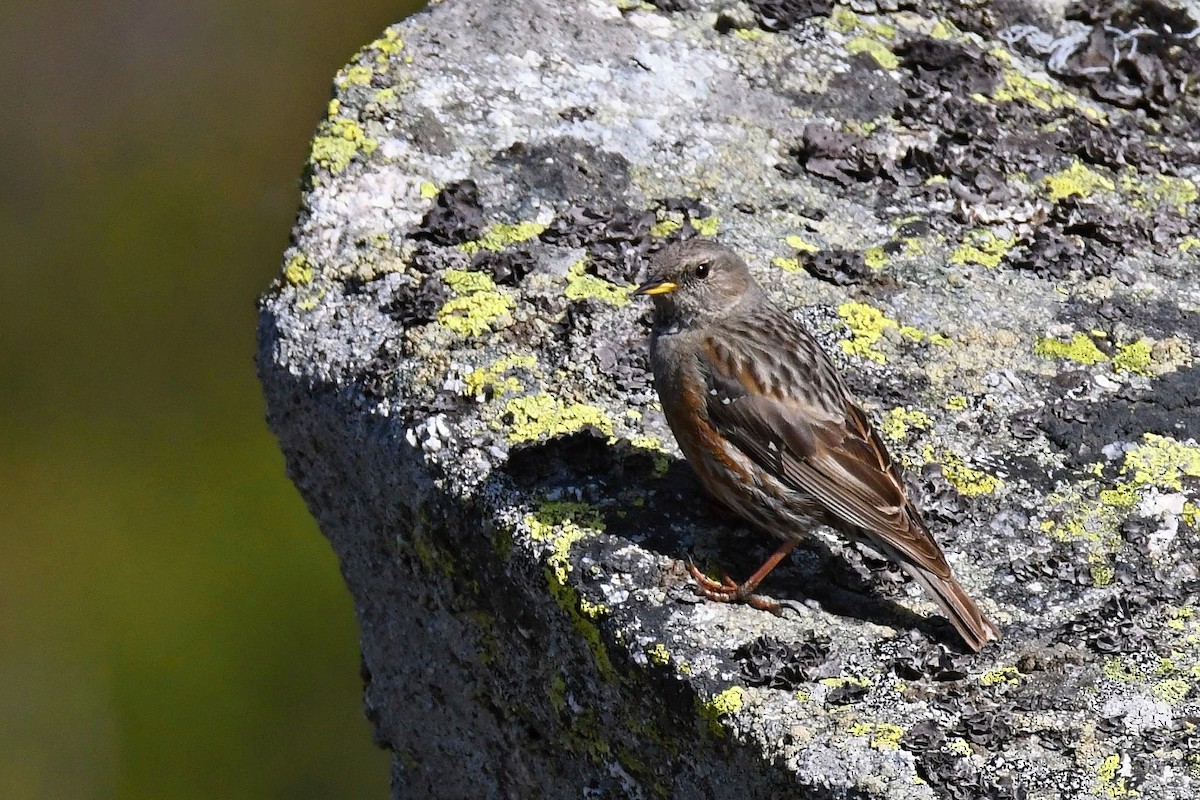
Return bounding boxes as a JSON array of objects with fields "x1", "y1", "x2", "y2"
[{"x1": 258, "y1": 0, "x2": 1200, "y2": 797}]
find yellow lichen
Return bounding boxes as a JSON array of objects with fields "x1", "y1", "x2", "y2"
[
  {"x1": 419, "y1": 181, "x2": 439, "y2": 199},
  {"x1": 504, "y1": 393, "x2": 613, "y2": 443},
  {"x1": 527, "y1": 501, "x2": 615, "y2": 681},
  {"x1": 981, "y1": 666, "x2": 1023, "y2": 686},
  {"x1": 1034, "y1": 333, "x2": 1109, "y2": 366},
  {"x1": 848, "y1": 722, "x2": 904, "y2": 750},
  {"x1": 1112, "y1": 339, "x2": 1155, "y2": 376},
  {"x1": 1119, "y1": 170, "x2": 1198, "y2": 215},
  {"x1": 650, "y1": 219, "x2": 680, "y2": 237},
  {"x1": 838, "y1": 302, "x2": 897, "y2": 363},
  {"x1": 459, "y1": 221, "x2": 546, "y2": 254},
  {"x1": 950, "y1": 229, "x2": 1016, "y2": 269},
  {"x1": 881, "y1": 407, "x2": 931, "y2": 441},
  {"x1": 339, "y1": 64, "x2": 373, "y2": 87},
  {"x1": 692, "y1": 217, "x2": 720, "y2": 236},
  {"x1": 945, "y1": 395, "x2": 968, "y2": 411},
  {"x1": 310, "y1": 117, "x2": 378, "y2": 174},
  {"x1": 864, "y1": 245, "x2": 887, "y2": 270},
  {"x1": 1096, "y1": 753, "x2": 1129, "y2": 799},
  {"x1": 930, "y1": 448, "x2": 1002, "y2": 496},
  {"x1": 437, "y1": 270, "x2": 515, "y2": 336},
  {"x1": 992, "y1": 70, "x2": 1104, "y2": 121},
  {"x1": 785, "y1": 234, "x2": 820, "y2": 253},
  {"x1": 699, "y1": 686, "x2": 745, "y2": 736},
  {"x1": 846, "y1": 36, "x2": 899, "y2": 69},
  {"x1": 283, "y1": 253, "x2": 314, "y2": 285},
  {"x1": 647, "y1": 643, "x2": 670, "y2": 666},
  {"x1": 565, "y1": 258, "x2": 631, "y2": 306},
  {"x1": 1042, "y1": 161, "x2": 1116, "y2": 202},
  {"x1": 464, "y1": 354, "x2": 538, "y2": 398},
  {"x1": 1120, "y1": 434, "x2": 1200, "y2": 491}
]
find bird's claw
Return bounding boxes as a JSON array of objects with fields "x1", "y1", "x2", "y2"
[{"x1": 686, "y1": 561, "x2": 782, "y2": 615}]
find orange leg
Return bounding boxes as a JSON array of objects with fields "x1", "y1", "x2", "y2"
[{"x1": 687, "y1": 539, "x2": 799, "y2": 613}]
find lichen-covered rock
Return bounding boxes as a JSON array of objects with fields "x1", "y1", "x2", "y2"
[{"x1": 258, "y1": 1, "x2": 1200, "y2": 797}]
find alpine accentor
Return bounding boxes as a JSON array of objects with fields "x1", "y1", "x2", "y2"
[{"x1": 635, "y1": 239, "x2": 999, "y2": 652}]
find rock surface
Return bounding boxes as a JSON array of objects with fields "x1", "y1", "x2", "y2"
[{"x1": 257, "y1": 0, "x2": 1200, "y2": 797}]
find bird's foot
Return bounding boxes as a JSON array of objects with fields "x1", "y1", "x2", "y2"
[{"x1": 686, "y1": 561, "x2": 782, "y2": 614}]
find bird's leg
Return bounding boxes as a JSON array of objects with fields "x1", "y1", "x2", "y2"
[{"x1": 687, "y1": 539, "x2": 799, "y2": 613}]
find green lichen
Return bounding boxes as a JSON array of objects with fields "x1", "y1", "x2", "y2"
[
  {"x1": 527, "y1": 502, "x2": 615, "y2": 681},
  {"x1": 950, "y1": 228, "x2": 1016, "y2": 268},
  {"x1": 310, "y1": 117, "x2": 378, "y2": 174},
  {"x1": 1112, "y1": 339, "x2": 1155, "y2": 376},
  {"x1": 1042, "y1": 161, "x2": 1116, "y2": 202},
  {"x1": 437, "y1": 270, "x2": 515, "y2": 336},
  {"x1": 1034, "y1": 333, "x2": 1108, "y2": 366},
  {"x1": 459, "y1": 221, "x2": 547, "y2": 254},
  {"x1": 504, "y1": 393, "x2": 614, "y2": 443},
  {"x1": 565, "y1": 258, "x2": 631, "y2": 306}
]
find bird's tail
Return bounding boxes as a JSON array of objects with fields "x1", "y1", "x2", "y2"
[{"x1": 899, "y1": 559, "x2": 1000, "y2": 653}]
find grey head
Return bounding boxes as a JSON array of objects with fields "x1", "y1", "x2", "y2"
[{"x1": 634, "y1": 240, "x2": 761, "y2": 329}]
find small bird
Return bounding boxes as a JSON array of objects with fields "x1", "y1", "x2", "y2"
[{"x1": 635, "y1": 239, "x2": 1000, "y2": 652}]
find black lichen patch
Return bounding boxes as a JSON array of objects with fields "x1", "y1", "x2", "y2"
[
  {"x1": 472, "y1": 247, "x2": 537, "y2": 286},
  {"x1": 383, "y1": 273, "x2": 449, "y2": 327},
  {"x1": 733, "y1": 635, "x2": 832, "y2": 689},
  {"x1": 1063, "y1": 294, "x2": 1200, "y2": 341},
  {"x1": 781, "y1": 123, "x2": 891, "y2": 186},
  {"x1": 540, "y1": 198, "x2": 709, "y2": 285},
  {"x1": 1004, "y1": 1, "x2": 1200, "y2": 115},
  {"x1": 1039, "y1": 364, "x2": 1200, "y2": 468},
  {"x1": 1054, "y1": 594, "x2": 1159, "y2": 655},
  {"x1": 797, "y1": 247, "x2": 870, "y2": 285},
  {"x1": 495, "y1": 139, "x2": 632, "y2": 209},
  {"x1": 743, "y1": 0, "x2": 832, "y2": 32},
  {"x1": 412, "y1": 180, "x2": 486, "y2": 246},
  {"x1": 540, "y1": 205, "x2": 658, "y2": 284}
]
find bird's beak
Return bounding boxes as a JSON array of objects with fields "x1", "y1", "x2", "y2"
[{"x1": 633, "y1": 278, "x2": 678, "y2": 297}]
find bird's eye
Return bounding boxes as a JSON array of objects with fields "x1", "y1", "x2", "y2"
[{"x1": 695, "y1": 261, "x2": 711, "y2": 279}]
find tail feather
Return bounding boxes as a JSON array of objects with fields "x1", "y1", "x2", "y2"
[
  {"x1": 901, "y1": 561, "x2": 1000, "y2": 653},
  {"x1": 868, "y1": 538, "x2": 1000, "y2": 652}
]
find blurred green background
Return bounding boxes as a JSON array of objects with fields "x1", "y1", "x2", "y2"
[{"x1": 1, "y1": 1, "x2": 425, "y2": 797}]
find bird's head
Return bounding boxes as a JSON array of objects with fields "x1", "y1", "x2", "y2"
[{"x1": 634, "y1": 240, "x2": 757, "y2": 328}]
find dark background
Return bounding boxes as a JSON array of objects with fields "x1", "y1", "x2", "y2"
[{"x1": 1, "y1": 1, "x2": 425, "y2": 796}]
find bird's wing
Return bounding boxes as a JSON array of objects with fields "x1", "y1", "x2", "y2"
[{"x1": 699, "y1": 336, "x2": 953, "y2": 577}]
